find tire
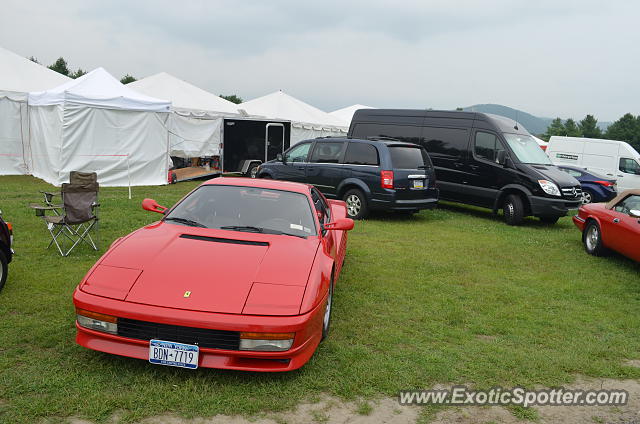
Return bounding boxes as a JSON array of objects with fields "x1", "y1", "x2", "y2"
[
  {"x1": 321, "y1": 280, "x2": 334, "y2": 341},
  {"x1": 0, "y1": 250, "x2": 7, "y2": 292},
  {"x1": 246, "y1": 163, "x2": 259, "y2": 178},
  {"x1": 539, "y1": 216, "x2": 560, "y2": 224},
  {"x1": 581, "y1": 189, "x2": 594, "y2": 204},
  {"x1": 503, "y1": 194, "x2": 524, "y2": 226},
  {"x1": 583, "y1": 220, "x2": 606, "y2": 256},
  {"x1": 343, "y1": 188, "x2": 368, "y2": 219}
]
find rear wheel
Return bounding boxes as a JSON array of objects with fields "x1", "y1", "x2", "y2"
[
  {"x1": 583, "y1": 221, "x2": 606, "y2": 256},
  {"x1": 581, "y1": 189, "x2": 594, "y2": 204},
  {"x1": 343, "y1": 189, "x2": 368, "y2": 219},
  {"x1": 0, "y1": 250, "x2": 7, "y2": 292},
  {"x1": 321, "y1": 281, "x2": 334, "y2": 341},
  {"x1": 503, "y1": 194, "x2": 524, "y2": 226},
  {"x1": 247, "y1": 163, "x2": 260, "y2": 178}
]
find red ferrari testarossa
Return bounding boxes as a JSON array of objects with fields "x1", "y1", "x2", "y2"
[{"x1": 73, "y1": 177, "x2": 354, "y2": 371}]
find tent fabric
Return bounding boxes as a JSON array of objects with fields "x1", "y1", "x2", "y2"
[
  {"x1": 0, "y1": 96, "x2": 29, "y2": 174},
  {"x1": 129, "y1": 72, "x2": 239, "y2": 115},
  {"x1": 168, "y1": 114, "x2": 222, "y2": 157},
  {"x1": 29, "y1": 68, "x2": 171, "y2": 112},
  {"x1": 0, "y1": 46, "x2": 70, "y2": 93},
  {"x1": 329, "y1": 104, "x2": 374, "y2": 126}
]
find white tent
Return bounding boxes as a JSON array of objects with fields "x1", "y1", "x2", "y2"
[
  {"x1": 329, "y1": 104, "x2": 374, "y2": 127},
  {"x1": 128, "y1": 72, "x2": 238, "y2": 158},
  {"x1": 238, "y1": 90, "x2": 348, "y2": 145},
  {"x1": 0, "y1": 46, "x2": 70, "y2": 175},
  {"x1": 28, "y1": 68, "x2": 172, "y2": 187}
]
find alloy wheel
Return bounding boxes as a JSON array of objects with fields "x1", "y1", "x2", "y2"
[
  {"x1": 586, "y1": 225, "x2": 599, "y2": 251},
  {"x1": 323, "y1": 285, "x2": 333, "y2": 331},
  {"x1": 346, "y1": 195, "x2": 361, "y2": 217},
  {"x1": 581, "y1": 191, "x2": 592, "y2": 204}
]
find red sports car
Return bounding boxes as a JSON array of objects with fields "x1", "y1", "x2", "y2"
[
  {"x1": 73, "y1": 177, "x2": 354, "y2": 372},
  {"x1": 573, "y1": 189, "x2": 640, "y2": 262}
]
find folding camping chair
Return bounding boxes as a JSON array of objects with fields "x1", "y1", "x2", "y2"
[{"x1": 31, "y1": 172, "x2": 100, "y2": 256}]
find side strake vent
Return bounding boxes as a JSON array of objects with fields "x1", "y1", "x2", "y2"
[{"x1": 180, "y1": 234, "x2": 269, "y2": 246}]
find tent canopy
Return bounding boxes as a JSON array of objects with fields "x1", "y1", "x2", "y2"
[
  {"x1": 329, "y1": 104, "x2": 374, "y2": 126},
  {"x1": 128, "y1": 72, "x2": 239, "y2": 115},
  {"x1": 0, "y1": 46, "x2": 70, "y2": 96},
  {"x1": 29, "y1": 67, "x2": 170, "y2": 112},
  {"x1": 239, "y1": 90, "x2": 346, "y2": 128}
]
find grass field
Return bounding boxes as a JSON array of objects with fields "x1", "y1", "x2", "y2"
[{"x1": 0, "y1": 175, "x2": 639, "y2": 423}]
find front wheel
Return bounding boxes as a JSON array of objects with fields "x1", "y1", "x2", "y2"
[
  {"x1": 343, "y1": 189, "x2": 369, "y2": 219},
  {"x1": 0, "y1": 250, "x2": 7, "y2": 292},
  {"x1": 321, "y1": 281, "x2": 334, "y2": 341},
  {"x1": 503, "y1": 194, "x2": 524, "y2": 226},
  {"x1": 583, "y1": 221, "x2": 606, "y2": 256},
  {"x1": 581, "y1": 189, "x2": 594, "y2": 204}
]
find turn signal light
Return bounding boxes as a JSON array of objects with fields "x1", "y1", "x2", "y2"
[
  {"x1": 240, "y1": 332, "x2": 294, "y2": 340},
  {"x1": 381, "y1": 170, "x2": 394, "y2": 189},
  {"x1": 6, "y1": 222, "x2": 12, "y2": 235},
  {"x1": 76, "y1": 307, "x2": 118, "y2": 323}
]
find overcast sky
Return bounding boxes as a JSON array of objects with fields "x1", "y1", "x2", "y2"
[{"x1": 1, "y1": 0, "x2": 638, "y2": 121}]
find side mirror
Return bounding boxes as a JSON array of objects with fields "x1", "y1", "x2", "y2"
[
  {"x1": 496, "y1": 150, "x2": 507, "y2": 166},
  {"x1": 277, "y1": 153, "x2": 284, "y2": 163},
  {"x1": 142, "y1": 198, "x2": 167, "y2": 214},
  {"x1": 630, "y1": 209, "x2": 640, "y2": 219},
  {"x1": 323, "y1": 218, "x2": 354, "y2": 231}
]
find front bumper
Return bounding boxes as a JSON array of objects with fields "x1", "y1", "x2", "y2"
[
  {"x1": 529, "y1": 195, "x2": 581, "y2": 217},
  {"x1": 73, "y1": 289, "x2": 326, "y2": 372},
  {"x1": 572, "y1": 215, "x2": 586, "y2": 231}
]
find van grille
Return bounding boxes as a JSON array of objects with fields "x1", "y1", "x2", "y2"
[
  {"x1": 118, "y1": 318, "x2": 240, "y2": 350},
  {"x1": 561, "y1": 186, "x2": 582, "y2": 200}
]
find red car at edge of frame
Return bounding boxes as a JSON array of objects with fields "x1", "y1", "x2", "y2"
[
  {"x1": 573, "y1": 189, "x2": 640, "y2": 262},
  {"x1": 73, "y1": 177, "x2": 354, "y2": 372}
]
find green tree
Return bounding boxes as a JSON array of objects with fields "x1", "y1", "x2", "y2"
[
  {"x1": 544, "y1": 118, "x2": 566, "y2": 139},
  {"x1": 220, "y1": 94, "x2": 243, "y2": 104},
  {"x1": 71, "y1": 68, "x2": 87, "y2": 79},
  {"x1": 48, "y1": 57, "x2": 70, "y2": 76},
  {"x1": 28, "y1": 56, "x2": 40, "y2": 64},
  {"x1": 563, "y1": 118, "x2": 581, "y2": 137},
  {"x1": 120, "y1": 74, "x2": 137, "y2": 84},
  {"x1": 578, "y1": 114, "x2": 602, "y2": 138},
  {"x1": 605, "y1": 113, "x2": 640, "y2": 150}
]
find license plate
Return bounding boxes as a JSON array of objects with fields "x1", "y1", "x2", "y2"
[
  {"x1": 149, "y1": 340, "x2": 199, "y2": 369},
  {"x1": 412, "y1": 179, "x2": 424, "y2": 189}
]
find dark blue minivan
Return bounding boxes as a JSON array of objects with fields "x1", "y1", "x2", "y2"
[{"x1": 256, "y1": 138, "x2": 439, "y2": 219}]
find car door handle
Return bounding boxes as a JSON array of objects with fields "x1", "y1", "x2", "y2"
[{"x1": 613, "y1": 218, "x2": 620, "y2": 223}]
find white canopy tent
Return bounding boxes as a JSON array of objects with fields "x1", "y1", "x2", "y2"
[
  {"x1": 28, "y1": 68, "x2": 172, "y2": 187},
  {"x1": 238, "y1": 90, "x2": 348, "y2": 145},
  {"x1": 0, "y1": 46, "x2": 70, "y2": 175},
  {"x1": 128, "y1": 72, "x2": 239, "y2": 158},
  {"x1": 329, "y1": 104, "x2": 374, "y2": 127}
]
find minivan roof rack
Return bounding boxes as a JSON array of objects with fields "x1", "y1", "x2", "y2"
[{"x1": 365, "y1": 136, "x2": 401, "y2": 142}]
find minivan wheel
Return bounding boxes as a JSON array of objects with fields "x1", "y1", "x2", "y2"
[
  {"x1": 343, "y1": 189, "x2": 368, "y2": 219},
  {"x1": 539, "y1": 215, "x2": 560, "y2": 224},
  {"x1": 503, "y1": 194, "x2": 524, "y2": 226},
  {"x1": 583, "y1": 221, "x2": 606, "y2": 256},
  {"x1": 0, "y1": 250, "x2": 7, "y2": 292}
]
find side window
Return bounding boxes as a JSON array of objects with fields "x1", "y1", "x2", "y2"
[
  {"x1": 614, "y1": 195, "x2": 640, "y2": 215},
  {"x1": 284, "y1": 143, "x2": 311, "y2": 163},
  {"x1": 350, "y1": 123, "x2": 421, "y2": 144},
  {"x1": 422, "y1": 127, "x2": 470, "y2": 158},
  {"x1": 309, "y1": 142, "x2": 345, "y2": 164},
  {"x1": 311, "y1": 188, "x2": 330, "y2": 224},
  {"x1": 474, "y1": 132, "x2": 504, "y2": 163},
  {"x1": 619, "y1": 158, "x2": 640, "y2": 175},
  {"x1": 344, "y1": 143, "x2": 379, "y2": 166}
]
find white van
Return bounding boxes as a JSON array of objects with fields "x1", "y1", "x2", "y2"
[{"x1": 547, "y1": 136, "x2": 640, "y2": 192}]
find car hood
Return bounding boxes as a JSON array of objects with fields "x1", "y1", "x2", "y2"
[
  {"x1": 84, "y1": 222, "x2": 320, "y2": 315},
  {"x1": 526, "y1": 164, "x2": 580, "y2": 187}
]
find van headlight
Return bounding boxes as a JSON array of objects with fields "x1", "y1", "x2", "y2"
[{"x1": 538, "y1": 180, "x2": 561, "y2": 196}]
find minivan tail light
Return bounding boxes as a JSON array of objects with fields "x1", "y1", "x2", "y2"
[
  {"x1": 381, "y1": 170, "x2": 394, "y2": 189},
  {"x1": 594, "y1": 180, "x2": 613, "y2": 187}
]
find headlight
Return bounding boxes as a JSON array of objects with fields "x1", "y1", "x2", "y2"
[
  {"x1": 239, "y1": 332, "x2": 294, "y2": 351},
  {"x1": 538, "y1": 180, "x2": 561, "y2": 196},
  {"x1": 76, "y1": 308, "x2": 118, "y2": 335}
]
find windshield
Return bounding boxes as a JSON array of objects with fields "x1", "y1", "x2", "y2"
[
  {"x1": 165, "y1": 185, "x2": 317, "y2": 237},
  {"x1": 503, "y1": 134, "x2": 552, "y2": 165},
  {"x1": 389, "y1": 146, "x2": 432, "y2": 169}
]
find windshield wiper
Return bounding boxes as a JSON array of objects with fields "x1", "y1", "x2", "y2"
[
  {"x1": 164, "y1": 217, "x2": 207, "y2": 228},
  {"x1": 220, "y1": 225, "x2": 307, "y2": 238}
]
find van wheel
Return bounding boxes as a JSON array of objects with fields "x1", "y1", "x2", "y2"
[
  {"x1": 503, "y1": 194, "x2": 524, "y2": 225},
  {"x1": 0, "y1": 250, "x2": 7, "y2": 292},
  {"x1": 246, "y1": 163, "x2": 260, "y2": 178},
  {"x1": 343, "y1": 189, "x2": 368, "y2": 219},
  {"x1": 539, "y1": 216, "x2": 560, "y2": 224},
  {"x1": 583, "y1": 221, "x2": 606, "y2": 256}
]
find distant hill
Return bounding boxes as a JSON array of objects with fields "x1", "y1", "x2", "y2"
[{"x1": 462, "y1": 104, "x2": 610, "y2": 135}]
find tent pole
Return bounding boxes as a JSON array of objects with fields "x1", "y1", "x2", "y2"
[{"x1": 127, "y1": 153, "x2": 131, "y2": 200}]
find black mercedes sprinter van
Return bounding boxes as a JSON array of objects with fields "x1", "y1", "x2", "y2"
[{"x1": 349, "y1": 110, "x2": 582, "y2": 225}]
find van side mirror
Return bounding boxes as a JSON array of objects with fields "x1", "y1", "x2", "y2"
[
  {"x1": 277, "y1": 153, "x2": 284, "y2": 163},
  {"x1": 142, "y1": 198, "x2": 167, "y2": 214},
  {"x1": 497, "y1": 150, "x2": 507, "y2": 166}
]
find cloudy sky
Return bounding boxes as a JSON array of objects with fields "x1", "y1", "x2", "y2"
[{"x1": 1, "y1": 0, "x2": 638, "y2": 121}]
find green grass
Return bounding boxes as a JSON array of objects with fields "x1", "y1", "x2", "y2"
[{"x1": 0, "y1": 175, "x2": 639, "y2": 423}]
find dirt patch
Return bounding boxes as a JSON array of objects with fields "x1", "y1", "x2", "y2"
[{"x1": 624, "y1": 359, "x2": 640, "y2": 368}]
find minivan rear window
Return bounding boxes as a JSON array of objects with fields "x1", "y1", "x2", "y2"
[{"x1": 389, "y1": 146, "x2": 432, "y2": 169}]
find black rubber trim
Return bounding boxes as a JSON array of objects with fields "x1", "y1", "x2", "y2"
[{"x1": 180, "y1": 234, "x2": 268, "y2": 246}]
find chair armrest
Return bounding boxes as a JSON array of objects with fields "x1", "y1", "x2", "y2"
[{"x1": 29, "y1": 204, "x2": 61, "y2": 210}]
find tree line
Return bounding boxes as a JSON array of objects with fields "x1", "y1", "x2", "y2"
[{"x1": 543, "y1": 113, "x2": 640, "y2": 151}]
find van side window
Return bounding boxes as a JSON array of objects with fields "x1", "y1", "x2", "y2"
[
  {"x1": 344, "y1": 143, "x2": 379, "y2": 165},
  {"x1": 422, "y1": 127, "x2": 470, "y2": 157},
  {"x1": 309, "y1": 142, "x2": 345, "y2": 164},
  {"x1": 619, "y1": 158, "x2": 640, "y2": 175},
  {"x1": 284, "y1": 142, "x2": 312, "y2": 163},
  {"x1": 351, "y1": 123, "x2": 420, "y2": 144},
  {"x1": 474, "y1": 132, "x2": 504, "y2": 163}
]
